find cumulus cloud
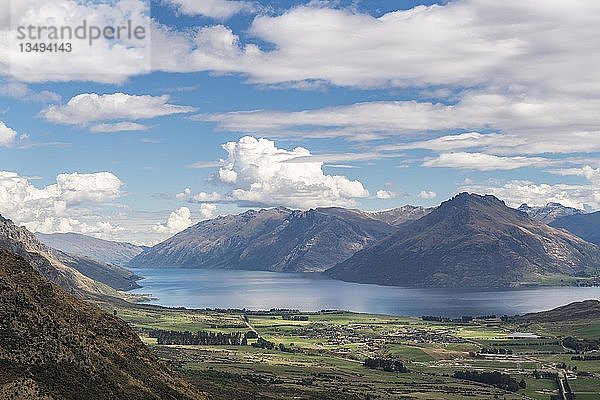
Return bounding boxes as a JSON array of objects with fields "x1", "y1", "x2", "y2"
[
  {"x1": 41, "y1": 93, "x2": 195, "y2": 126},
  {"x1": 159, "y1": 1, "x2": 600, "y2": 97},
  {"x1": 215, "y1": 136, "x2": 369, "y2": 208},
  {"x1": 549, "y1": 166, "x2": 600, "y2": 185},
  {"x1": 4, "y1": 0, "x2": 599, "y2": 96},
  {"x1": 0, "y1": 121, "x2": 17, "y2": 147},
  {"x1": 418, "y1": 191, "x2": 437, "y2": 200},
  {"x1": 152, "y1": 207, "x2": 193, "y2": 234},
  {"x1": 462, "y1": 167, "x2": 600, "y2": 210},
  {"x1": 199, "y1": 203, "x2": 217, "y2": 219},
  {"x1": 2, "y1": 0, "x2": 152, "y2": 83},
  {"x1": 176, "y1": 188, "x2": 224, "y2": 203},
  {"x1": 175, "y1": 188, "x2": 193, "y2": 201},
  {"x1": 0, "y1": 170, "x2": 125, "y2": 235},
  {"x1": 177, "y1": 137, "x2": 370, "y2": 209},
  {"x1": 164, "y1": 0, "x2": 254, "y2": 19},
  {"x1": 376, "y1": 190, "x2": 395, "y2": 199}
]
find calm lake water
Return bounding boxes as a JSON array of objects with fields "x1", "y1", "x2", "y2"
[{"x1": 130, "y1": 268, "x2": 600, "y2": 317}]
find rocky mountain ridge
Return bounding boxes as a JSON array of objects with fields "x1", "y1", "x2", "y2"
[
  {"x1": 518, "y1": 202, "x2": 586, "y2": 223},
  {"x1": 130, "y1": 206, "x2": 401, "y2": 272},
  {"x1": 326, "y1": 193, "x2": 600, "y2": 288}
]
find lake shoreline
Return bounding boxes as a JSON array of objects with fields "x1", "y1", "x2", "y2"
[{"x1": 128, "y1": 268, "x2": 600, "y2": 318}]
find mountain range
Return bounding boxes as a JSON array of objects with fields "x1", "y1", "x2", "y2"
[
  {"x1": 360, "y1": 205, "x2": 432, "y2": 226},
  {"x1": 130, "y1": 207, "x2": 404, "y2": 272},
  {"x1": 518, "y1": 202, "x2": 586, "y2": 223},
  {"x1": 327, "y1": 193, "x2": 600, "y2": 287},
  {"x1": 129, "y1": 195, "x2": 600, "y2": 288},
  {"x1": 0, "y1": 214, "x2": 139, "y2": 295},
  {"x1": 36, "y1": 232, "x2": 146, "y2": 266},
  {"x1": 0, "y1": 248, "x2": 204, "y2": 399},
  {"x1": 19, "y1": 195, "x2": 599, "y2": 290}
]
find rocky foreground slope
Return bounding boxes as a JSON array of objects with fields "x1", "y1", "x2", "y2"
[{"x1": 0, "y1": 249, "x2": 204, "y2": 400}]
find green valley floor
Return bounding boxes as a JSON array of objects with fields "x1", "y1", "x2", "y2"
[{"x1": 98, "y1": 300, "x2": 600, "y2": 400}]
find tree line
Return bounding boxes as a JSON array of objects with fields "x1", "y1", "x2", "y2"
[
  {"x1": 453, "y1": 370, "x2": 524, "y2": 392},
  {"x1": 563, "y1": 336, "x2": 600, "y2": 352},
  {"x1": 364, "y1": 357, "x2": 408, "y2": 373},
  {"x1": 479, "y1": 348, "x2": 514, "y2": 355}
]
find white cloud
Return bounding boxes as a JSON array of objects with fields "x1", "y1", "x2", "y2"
[
  {"x1": 422, "y1": 152, "x2": 555, "y2": 171},
  {"x1": 54, "y1": 172, "x2": 122, "y2": 204},
  {"x1": 41, "y1": 93, "x2": 195, "y2": 126},
  {"x1": 189, "y1": 160, "x2": 225, "y2": 169},
  {"x1": 0, "y1": 83, "x2": 60, "y2": 102},
  {"x1": 0, "y1": 121, "x2": 17, "y2": 147},
  {"x1": 199, "y1": 203, "x2": 217, "y2": 219},
  {"x1": 210, "y1": 136, "x2": 369, "y2": 208},
  {"x1": 549, "y1": 165, "x2": 600, "y2": 185},
  {"x1": 193, "y1": 192, "x2": 223, "y2": 202},
  {"x1": 220, "y1": 136, "x2": 369, "y2": 207},
  {"x1": 418, "y1": 190, "x2": 437, "y2": 200},
  {"x1": 198, "y1": 96, "x2": 600, "y2": 154},
  {"x1": 175, "y1": 188, "x2": 193, "y2": 200},
  {"x1": 176, "y1": 188, "x2": 223, "y2": 203},
  {"x1": 90, "y1": 122, "x2": 148, "y2": 133},
  {"x1": 3, "y1": 0, "x2": 598, "y2": 96},
  {"x1": 176, "y1": 137, "x2": 372, "y2": 209},
  {"x1": 154, "y1": 1, "x2": 599, "y2": 98},
  {"x1": 462, "y1": 167, "x2": 600, "y2": 210},
  {"x1": 164, "y1": 0, "x2": 254, "y2": 19},
  {"x1": 152, "y1": 207, "x2": 193, "y2": 234},
  {"x1": 284, "y1": 151, "x2": 397, "y2": 164},
  {"x1": 376, "y1": 190, "x2": 395, "y2": 199},
  {"x1": 2, "y1": 0, "x2": 152, "y2": 83},
  {"x1": 0, "y1": 170, "x2": 125, "y2": 235}
]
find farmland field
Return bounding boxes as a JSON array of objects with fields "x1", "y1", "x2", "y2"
[{"x1": 99, "y1": 300, "x2": 600, "y2": 400}]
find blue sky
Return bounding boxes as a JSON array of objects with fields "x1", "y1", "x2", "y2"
[{"x1": 0, "y1": 0, "x2": 599, "y2": 244}]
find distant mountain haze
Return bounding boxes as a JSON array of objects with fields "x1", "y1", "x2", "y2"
[
  {"x1": 326, "y1": 193, "x2": 600, "y2": 288},
  {"x1": 36, "y1": 232, "x2": 146, "y2": 266},
  {"x1": 550, "y1": 211, "x2": 600, "y2": 245}
]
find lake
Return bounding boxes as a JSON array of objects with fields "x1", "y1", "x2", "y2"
[{"x1": 130, "y1": 268, "x2": 600, "y2": 317}]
